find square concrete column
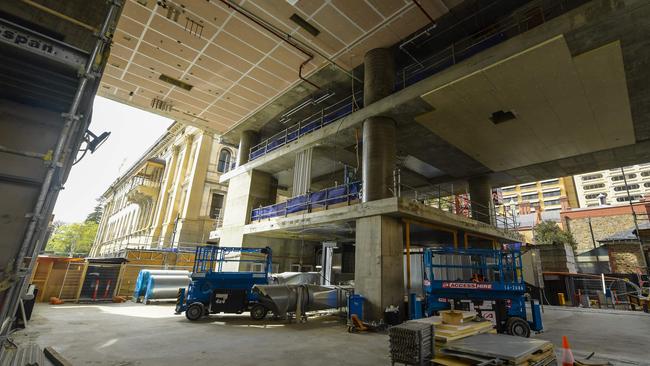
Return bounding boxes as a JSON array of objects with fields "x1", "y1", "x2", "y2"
[
  {"x1": 220, "y1": 170, "x2": 277, "y2": 270},
  {"x1": 468, "y1": 176, "x2": 493, "y2": 224},
  {"x1": 354, "y1": 215, "x2": 404, "y2": 321}
]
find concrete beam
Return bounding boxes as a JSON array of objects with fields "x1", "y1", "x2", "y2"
[{"x1": 243, "y1": 197, "x2": 522, "y2": 243}]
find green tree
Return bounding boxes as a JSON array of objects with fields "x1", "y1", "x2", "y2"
[
  {"x1": 45, "y1": 221, "x2": 98, "y2": 256},
  {"x1": 533, "y1": 220, "x2": 577, "y2": 248},
  {"x1": 85, "y1": 198, "x2": 104, "y2": 224}
]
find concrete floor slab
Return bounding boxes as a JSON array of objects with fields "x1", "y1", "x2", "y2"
[
  {"x1": 13, "y1": 303, "x2": 389, "y2": 366},
  {"x1": 10, "y1": 303, "x2": 650, "y2": 365}
]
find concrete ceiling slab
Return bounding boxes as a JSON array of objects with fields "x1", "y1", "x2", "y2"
[
  {"x1": 96, "y1": 0, "x2": 454, "y2": 133},
  {"x1": 416, "y1": 36, "x2": 634, "y2": 172}
]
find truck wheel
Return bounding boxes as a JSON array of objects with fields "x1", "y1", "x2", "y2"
[
  {"x1": 506, "y1": 317, "x2": 531, "y2": 338},
  {"x1": 186, "y1": 302, "x2": 205, "y2": 321},
  {"x1": 250, "y1": 304, "x2": 268, "y2": 320}
]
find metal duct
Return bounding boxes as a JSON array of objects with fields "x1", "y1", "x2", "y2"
[
  {"x1": 271, "y1": 272, "x2": 321, "y2": 285},
  {"x1": 144, "y1": 275, "x2": 191, "y2": 301},
  {"x1": 253, "y1": 284, "x2": 348, "y2": 318},
  {"x1": 292, "y1": 147, "x2": 313, "y2": 196},
  {"x1": 133, "y1": 269, "x2": 190, "y2": 299}
]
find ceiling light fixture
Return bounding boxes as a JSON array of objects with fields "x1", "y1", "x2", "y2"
[{"x1": 289, "y1": 14, "x2": 320, "y2": 37}]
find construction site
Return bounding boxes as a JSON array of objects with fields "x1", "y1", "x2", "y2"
[{"x1": 1, "y1": 0, "x2": 650, "y2": 365}]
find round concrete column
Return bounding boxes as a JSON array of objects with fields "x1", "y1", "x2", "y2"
[
  {"x1": 363, "y1": 48, "x2": 395, "y2": 105},
  {"x1": 236, "y1": 130, "x2": 258, "y2": 167},
  {"x1": 362, "y1": 48, "x2": 396, "y2": 202},
  {"x1": 468, "y1": 176, "x2": 493, "y2": 224}
]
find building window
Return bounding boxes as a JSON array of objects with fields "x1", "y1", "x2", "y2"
[
  {"x1": 583, "y1": 183, "x2": 605, "y2": 190},
  {"x1": 617, "y1": 195, "x2": 641, "y2": 202},
  {"x1": 521, "y1": 193, "x2": 538, "y2": 201},
  {"x1": 544, "y1": 199, "x2": 561, "y2": 206},
  {"x1": 641, "y1": 171, "x2": 650, "y2": 177},
  {"x1": 541, "y1": 179, "x2": 560, "y2": 186},
  {"x1": 644, "y1": 182, "x2": 650, "y2": 188},
  {"x1": 501, "y1": 186, "x2": 515, "y2": 192},
  {"x1": 209, "y1": 193, "x2": 224, "y2": 219},
  {"x1": 613, "y1": 184, "x2": 640, "y2": 192},
  {"x1": 542, "y1": 190, "x2": 561, "y2": 198},
  {"x1": 581, "y1": 174, "x2": 602, "y2": 181},
  {"x1": 611, "y1": 173, "x2": 636, "y2": 182},
  {"x1": 519, "y1": 182, "x2": 537, "y2": 190},
  {"x1": 585, "y1": 193, "x2": 601, "y2": 199},
  {"x1": 217, "y1": 149, "x2": 232, "y2": 173}
]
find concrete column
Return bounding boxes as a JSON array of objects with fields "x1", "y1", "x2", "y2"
[
  {"x1": 354, "y1": 215, "x2": 404, "y2": 321},
  {"x1": 292, "y1": 147, "x2": 313, "y2": 196},
  {"x1": 362, "y1": 48, "x2": 396, "y2": 202},
  {"x1": 237, "y1": 130, "x2": 258, "y2": 166},
  {"x1": 220, "y1": 170, "x2": 277, "y2": 269},
  {"x1": 468, "y1": 176, "x2": 493, "y2": 224}
]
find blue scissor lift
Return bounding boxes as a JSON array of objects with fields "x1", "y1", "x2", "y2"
[
  {"x1": 418, "y1": 247, "x2": 543, "y2": 337},
  {"x1": 175, "y1": 246, "x2": 272, "y2": 321}
]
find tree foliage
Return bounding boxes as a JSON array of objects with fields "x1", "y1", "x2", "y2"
[
  {"x1": 85, "y1": 199, "x2": 104, "y2": 224},
  {"x1": 45, "y1": 221, "x2": 98, "y2": 256},
  {"x1": 533, "y1": 220, "x2": 577, "y2": 248}
]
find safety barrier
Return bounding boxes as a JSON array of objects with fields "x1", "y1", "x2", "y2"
[
  {"x1": 250, "y1": 181, "x2": 361, "y2": 221},
  {"x1": 250, "y1": 92, "x2": 363, "y2": 161}
]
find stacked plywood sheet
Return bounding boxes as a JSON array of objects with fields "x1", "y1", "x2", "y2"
[
  {"x1": 389, "y1": 321, "x2": 435, "y2": 366},
  {"x1": 433, "y1": 333, "x2": 556, "y2": 366},
  {"x1": 411, "y1": 311, "x2": 494, "y2": 345}
]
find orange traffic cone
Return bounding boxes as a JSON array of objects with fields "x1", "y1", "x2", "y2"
[{"x1": 561, "y1": 335, "x2": 575, "y2": 366}]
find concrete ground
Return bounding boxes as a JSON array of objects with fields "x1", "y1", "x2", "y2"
[
  {"x1": 535, "y1": 306, "x2": 650, "y2": 365},
  {"x1": 10, "y1": 303, "x2": 650, "y2": 365}
]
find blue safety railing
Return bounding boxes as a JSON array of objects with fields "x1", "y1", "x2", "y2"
[
  {"x1": 248, "y1": 0, "x2": 579, "y2": 163},
  {"x1": 192, "y1": 245, "x2": 272, "y2": 275},
  {"x1": 250, "y1": 181, "x2": 361, "y2": 221},
  {"x1": 249, "y1": 92, "x2": 363, "y2": 161}
]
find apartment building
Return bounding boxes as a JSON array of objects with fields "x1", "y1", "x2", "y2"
[
  {"x1": 90, "y1": 123, "x2": 235, "y2": 257},
  {"x1": 497, "y1": 177, "x2": 579, "y2": 214},
  {"x1": 574, "y1": 163, "x2": 650, "y2": 207}
]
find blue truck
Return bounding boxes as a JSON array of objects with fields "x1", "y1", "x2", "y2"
[
  {"x1": 415, "y1": 246, "x2": 543, "y2": 337},
  {"x1": 175, "y1": 246, "x2": 272, "y2": 321}
]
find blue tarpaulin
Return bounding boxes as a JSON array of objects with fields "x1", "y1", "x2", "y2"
[{"x1": 250, "y1": 182, "x2": 361, "y2": 221}]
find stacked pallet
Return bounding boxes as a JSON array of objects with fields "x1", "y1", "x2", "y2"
[
  {"x1": 433, "y1": 333, "x2": 556, "y2": 366},
  {"x1": 411, "y1": 311, "x2": 494, "y2": 345},
  {"x1": 389, "y1": 321, "x2": 435, "y2": 366}
]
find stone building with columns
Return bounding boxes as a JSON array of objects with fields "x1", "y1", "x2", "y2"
[{"x1": 90, "y1": 123, "x2": 235, "y2": 257}]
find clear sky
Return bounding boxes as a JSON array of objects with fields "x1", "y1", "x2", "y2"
[{"x1": 53, "y1": 96, "x2": 172, "y2": 223}]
